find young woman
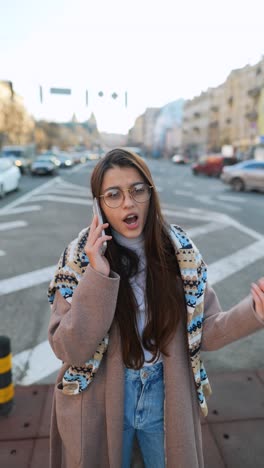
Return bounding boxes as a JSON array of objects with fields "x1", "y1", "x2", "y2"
[{"x1": 48, "y1": 148, "x2": 264, "y2": 468}]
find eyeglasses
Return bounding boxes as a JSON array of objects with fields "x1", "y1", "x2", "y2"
[{"x1": 99, "y1": 183, "x2": 153, "y2": 208}]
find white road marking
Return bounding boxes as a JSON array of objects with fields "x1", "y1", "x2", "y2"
[
  {"x1": 69, "y1": 163, "x2": 90, "y2": 173},
  {"x1": 43, "y1": 187, "x2": 90, "y2": 197},
  {"x1": 0, "y1": 250, "x2": 6, "y2": 256},
  {"x1": 0, "y1": 178, "x2": 59, "y2": 212},
  {"x1": 163, "y1": 206, "x2": 264, "y2": 242},
  {"x1": 188, "y1": 222, "x2": 227, "y2": 238},
  {"x1": 0, "y1": 220, "x2": 28, "y2": 231},
  {"x1": 31, "y1": 195, "x2": 93, "y2": 205},
  {"x1": 196, "y1": 194, "x2": 241, "y2": 212},
  {"x1": 12, "y1": 341, "x2": 61, "y2": 385},
  {"x1": 223, "y1": 217, "x2": 264, "y2": 241},
  {"x1": 208, "y1": 239, "x2": 264, "y2": 285},
  {"x1": 0, "y1": 265, "x2": 56, "y2": 296},
  {"x1": 173, "y1": 189, "x2": 191, "y2": 196},
  {"x1": 173, "y1": 190, "x2": 241, "y2": 212},
  {"x1": 162, "y1": 207, "x2": 230, "y2": 223},
  {"x1": 46, "y1": 178, "x2": 91, "y2": 194},
  {"x1": 0, "y1": 205, "x2": 42, "y2": 215},
  {"x1": 216, "y1": 194, "x2": 246, "y2": 203}
]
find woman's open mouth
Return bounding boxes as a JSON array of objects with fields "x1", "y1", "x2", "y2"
[{"x1": 123, "y1": 214, "x2": 139, "y2": 229}]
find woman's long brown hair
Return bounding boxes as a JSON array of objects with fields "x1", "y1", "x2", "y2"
[{"x1": 91, "y1": 148, "x2": 186, "y2": 369}]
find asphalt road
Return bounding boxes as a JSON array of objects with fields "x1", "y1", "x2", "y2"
[{"x1": 0, "y1": 159, "x2": 263, "y2": 385}]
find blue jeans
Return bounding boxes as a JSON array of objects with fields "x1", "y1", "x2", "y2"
[{"x1": 122, "y1": 361, "x2": 165, "y2": 468}]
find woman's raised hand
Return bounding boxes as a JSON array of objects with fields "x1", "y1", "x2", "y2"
[
  {"x1": 84, "y1": 215, "x2": 112, "y2": 277},
  {"x1": 251, "y1": 277, "x2": 264, "y2": 320}
]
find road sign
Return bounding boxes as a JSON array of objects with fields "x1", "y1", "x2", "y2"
[{"x1": 50, "y1": 88, "x2": 71, "y2": 95}]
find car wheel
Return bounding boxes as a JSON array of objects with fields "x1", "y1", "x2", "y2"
[
  {"x1": 0, "y1": 183, "x2": 5, "y2": 199},
  {"x1": 192, "y1": 169, "x2": 198, "y2": 176},
  {"x1": 231, "y1": 178, "x2": 245, "y2": 192}
]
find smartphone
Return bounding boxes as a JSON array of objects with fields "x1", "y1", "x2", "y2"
[{"x1": 93, "y1": 198, "x2": 107, "y2": 255}]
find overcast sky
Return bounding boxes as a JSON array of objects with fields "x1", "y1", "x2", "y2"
[{"x1": 1, "y1": 0, "x2": 263, "y2": 133}]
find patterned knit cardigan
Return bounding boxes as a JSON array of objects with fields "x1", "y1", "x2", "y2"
[{"x1": 48, "y1": 224, "x2": 212, "y2": 416}]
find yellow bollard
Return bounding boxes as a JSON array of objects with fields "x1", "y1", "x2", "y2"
[{"x1": 0, "y1": 336, "x2": 14, "y2": 416}]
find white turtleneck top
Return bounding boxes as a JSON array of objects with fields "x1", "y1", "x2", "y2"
[{"x1": 112, "y1": 229, "x2": 162, "y2": 367}]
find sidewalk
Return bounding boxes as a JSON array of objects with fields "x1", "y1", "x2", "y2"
[{"x1": 1, "y1": 368, "x2": 264, "y2": 468}]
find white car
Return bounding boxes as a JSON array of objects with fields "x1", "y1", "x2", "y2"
[
  {"x1": 221, "y1": 160, "x2": 264, "y2": 192},
  {"x1": 0, "y1": 158, "x2": 21, "y2": 198},
  {"x1": 171, "y1": 154, "x2": 186, "y2": 164}
]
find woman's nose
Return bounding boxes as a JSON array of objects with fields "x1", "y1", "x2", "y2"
[{"x1": 122, "y1": 190, "x2": 135, "y2": 207}]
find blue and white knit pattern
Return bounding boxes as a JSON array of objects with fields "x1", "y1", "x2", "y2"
[{"x1": 48, "y1": 224, "x2": 211, "y2": 415}]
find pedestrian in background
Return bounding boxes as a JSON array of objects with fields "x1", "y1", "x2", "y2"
[{"x1": 48, "y1": 148, "x2": 264, "y2": 468}]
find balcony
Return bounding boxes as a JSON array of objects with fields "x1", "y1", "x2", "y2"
[
  {"x1": 211, "y1": 105, "x2": 219, "y2": 112},
  {"x1": 209, "y1": 121, "x2": 219, "y2": 128},
  {"x1": 245, "y1": 110, "x2": 258, "y2": 121},
  {"x1": 248, "y1": 86, "x2": 261, "y2": 98}
]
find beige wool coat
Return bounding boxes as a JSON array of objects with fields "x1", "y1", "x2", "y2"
[{"x1": 48, "y1": 265, "x2": 264, "y2": 468}]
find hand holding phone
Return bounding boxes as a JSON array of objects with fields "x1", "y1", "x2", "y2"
[{"x1": 93, "y1": 198, "x2": 107, "y2": 255}]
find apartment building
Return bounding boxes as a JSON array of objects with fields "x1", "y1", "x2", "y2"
[
  {"x1": 182, "y1": 91, "x2": 212, "y2": 157},
  {"x1": 182, "y1": 57, "x2": 264, "y2": 157},
  {"x1": 143, "y1": 107, "x2": 160, "y2": 156},
  {"x1": 127, "y1": 114, "x2": 144, "y2": 147}
]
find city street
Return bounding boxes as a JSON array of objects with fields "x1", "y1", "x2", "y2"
[{"x1": 0, "y1": 158, "x2": 264, "y2": 386}]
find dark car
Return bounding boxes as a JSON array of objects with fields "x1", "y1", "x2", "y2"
[
  {"x1": 30, "y1": 157, "x2": 58, "y2": 176},
  {"x1": 192, "y1": 154, "x2": 238, "y2": 177},
  {"x1": 56, "y1": 153, "x2": 74, "y2": 168}
]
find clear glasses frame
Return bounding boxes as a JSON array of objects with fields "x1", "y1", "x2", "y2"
[{"x1": 99, "y1": 183, "x2": 154, "y2": 208}]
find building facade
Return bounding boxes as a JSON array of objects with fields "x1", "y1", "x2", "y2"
[{"x1": 182, "y1": 57, "x2": 264, "y2": 158}]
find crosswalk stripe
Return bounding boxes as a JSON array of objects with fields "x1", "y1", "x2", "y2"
[
  {"x1": 208, "y1": 239, "x2": 264, "y2": 285},
  {"x1": 31, "y1": 195, "x2": 93, "y2": 205},
  {"x1": 0, "y1": 221, "x2": 28, "y2": 231},
  {"x1": 0, "y1": 266, "x2": 56, "y2": 296},
  {"x1": 0, "y1": 205, "x2": 42, "y2": 215},
  {"x1": 13, "y1": 341, "x2": 61, "y2": 385}
]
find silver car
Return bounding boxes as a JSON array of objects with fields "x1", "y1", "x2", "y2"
[{"x1": 221, "y1": 160, "x2": 264, "y2": 192}]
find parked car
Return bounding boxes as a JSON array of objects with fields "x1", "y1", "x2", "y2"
[
  {"x1": 56, "y1": 153, "x2": 74, "y2": 168},
  {"x1": 1, "y1": 145, "x2": 34, "y2": 173},
  {"x1": 0, "y1": 158, "x2": 21, "y2": 198},
  {"x1": 192, "y1": 154, "x2": 238, "y2": 177},
  {"x1": 221, "y1": 160, "x2": 264, "y2": 192},
  {"x1": 39, "y1": 152, "x2": 61, "y2": 167},
  {"x1": 30, "y1": 157, "x2": 58, "y2": 176},
  {"x1": 171, "y1": 154, "x2": 186, "y2": 164}
]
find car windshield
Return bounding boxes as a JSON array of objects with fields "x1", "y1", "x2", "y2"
[
  {"x1": 2, "y1": 150, "x2": 24, "y2": 158},
  {"x1": 35, "y1": 159, "x2": 52, "y2": 163},
  {"x1": 235, "y1": 161, "x2": 264, "y2": 169}
]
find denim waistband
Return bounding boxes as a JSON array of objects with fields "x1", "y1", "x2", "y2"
[{"x1": 124, "y1": 361, "x2": 163, "y2": 382}]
